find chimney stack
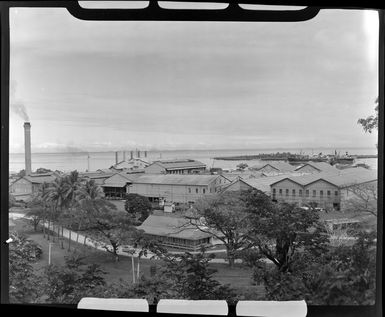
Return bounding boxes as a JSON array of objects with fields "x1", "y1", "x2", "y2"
[
  {"x1": 130, "y1": 150, "x2": 133, "y2": 160},
  {"x1": 115, "y1": 151, "x2": 118, "y2": 164},
  {"x1": 138, "y1": 150, "x2": 140, "y2": 158},
  {"x1": 24, "y1": 122, "x2": 32, "y2": 175},
  {"x1": 123, "y1": 151, "x2": 126, "y2": 161},
  {"x1": 144, "y1": 150, "x2": 147, "y2": 158}
]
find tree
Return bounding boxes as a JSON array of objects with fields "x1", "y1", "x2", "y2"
[
  {"x1": 236, "y1": 163, "x2": 248, "y2": 171},
  {"x1": 43, "y1": 253, "x2": 106, "y2": 304},
  {"x1": 185, "y1": 191, "x2": 252, "y2": 267},
  {"x1": 17, "y1": 169, "x2": 26, "y2": 178},
  {"x1": 158, "y1": 248, "x2": 236, "y2": 300},
  {"x1": 242, "y1": 189, "x2": 329, "y2": 273},
  {"x1": 35, "y1": 167, "x2": 53, "y2": 174},
  {"x1": 256, "y1": 230, "x2": 376, "y2": 305},
  {"x1": 357, "y1": 97, "x2": 379, "y2": 133},
  {"x1": 124, "y1": 193, "x2": 152, "y2": 222},
  {"x1": 9, "y1": 231, "x2": 42, "y2": 303},
  {"x1": 78, "y1": 182, "x2": 135, "y2": 261},
  {"x1": 343, "y1": 183, "x2": 377, "y2": 217},
  {"x1": 25, "y1": 199, "x2": 47, "y2": 232}
]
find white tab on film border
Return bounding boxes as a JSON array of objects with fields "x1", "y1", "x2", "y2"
[
  {"x1": 236, "y1": 300, "x2": 307, "y2": 317},
  {"x1": 157, "y1": 299, "x2": 228, "y2": 315},
  {"x1": 77, "y1": 298, "x2": 149, "y2": 312}
]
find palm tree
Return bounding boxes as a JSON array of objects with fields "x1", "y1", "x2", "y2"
[
  {"x1": 46, "y1": 177, "x2": 68, "y2": 244},
  {"x1": 61, "y1": 171, "x2": 81, "y2": 251}
]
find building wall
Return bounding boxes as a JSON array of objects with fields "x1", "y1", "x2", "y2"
[
  {"x1": 271, "y1": 179, "x2": 340, "y2": 209},
  {"x1": 144, "y1": 163, "x2": 166, "y2": 174},
  {"x1": 130, "y1": 183, "x2": 211, "y2": 203},
  {"x1": 304, "y1": 180, "x2": 340, "y2": 208},
  {"x1": 10, "y1": 178, "x2": 33, "y2": 200},
  {"x1": 271, "y1": 179, "x2": 304, "y2": 205}
]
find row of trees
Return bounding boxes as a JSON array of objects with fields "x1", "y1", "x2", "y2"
[{"x1": 25, "y1": 171, "x2": 140, "y2": 261}]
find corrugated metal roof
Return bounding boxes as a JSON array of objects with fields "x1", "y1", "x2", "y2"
[
  {"x1": 24, "y1": 174, "x2": 56, "y2": 184},
  {"x1": 253, "y1": 161, "x2": 295, "y2": 172},
  {"x1": 137, "y1": 214, "x2": 212, "y2": 240},
  {"x1": 132, "y1": 174, "x2": 223, "y2": 186},
  {"x1": 243, "y1": 174, "x2": 297, "y2": 193},
  {"x1": 295, "y1": 162, "x2": 338, "y2": 173},
  {"x1": 271, "y1": 168, "x2": 377, "y2": 188},
  {"x1": 150, "y1": 159, "x2": 206, "y2": 170}
]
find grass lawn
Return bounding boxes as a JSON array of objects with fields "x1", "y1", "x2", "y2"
[{"x1": 12, "y1": 218, "x2": 264, "y2": 298}]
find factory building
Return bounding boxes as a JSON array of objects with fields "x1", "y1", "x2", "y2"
[
  {"x1": 101, "y1": 172, "x2": 142, "y2": 199},
  {"x1": 129, "y1": 174, "x2": 231, "y2": 204},
  {"x1": 9, "y1": 172, "x2": 57, "y2": 202},
  {"x1": 144, "y1": 159, "x2": 207, "y2": 175},
  {"x1": 294, "y1": 162, "x2": 339, "y2": 174},
  {"x1": 250, "y1": 161, "x2": 296, "y2": 175},
  {"x1": 270, "y1": 168, "x2": 377, "y2": 210},
  {"x1": 137, "y1": 212, "x2": 213, "y2": 251}
]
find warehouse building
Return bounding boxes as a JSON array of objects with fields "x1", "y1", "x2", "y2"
[
  {"x1": 9, "y1": 172, "x2": 57, "y2": 201},
  {"x1": 129, "y1": 174, "x2": 231, "y2": 204},
  {"x1": 101, "y1": 172, "x2": 143, "y2": 199},
  {"x1": 250, "y1": 161, "x2": 296, "y2": 175},
  {"x1": 294, "y1": 162, "x2": 339, "y2": 174},
  {"x1": 144, "y1": 159, "x2": 207, "y2": 174},
  {"x1": 270, "y1": 168, "x2": 377, "y2": 210},
  {"x1": 137, "y1": 213, "x2": 213, "y2": 251}
]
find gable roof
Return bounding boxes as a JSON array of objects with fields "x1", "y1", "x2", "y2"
[
  {"x1": 253, "y1": 161, "x2": 295, "y2": 173},
  {"x1": 243, "y1": 174, "x2": 297, "y2": 193},
  {"x1": 137, "y1": 214, "x2": 212, "y2": 240},
  {"x1": 132, "y1": 174, "x2": 226, "y2": 186},
  {"x1": 23, "y1": 174, "x2": 57, "y2": 184},
  {"x1": 147, "y1": 159, "x2": 206, "y2": 171},
  {"x1": 270, "y1": 168, "x2": 377, "y2": 188},
  {"x1": 221, "y1": 177, "x2": 254, "y2": 192},
  {"x1": 111, "y1": 158, "x2": 150, "y2": 170},
  {"x1": 295, "y1": 162, "x2": 338, "y2": 173}
]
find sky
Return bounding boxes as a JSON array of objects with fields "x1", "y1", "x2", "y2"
[{"x1": 9, "y1": 6, "x2": 379, "y2": 153}]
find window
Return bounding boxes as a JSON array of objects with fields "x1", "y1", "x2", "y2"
[
  {"x1": 273, "y1": 188, "x2": 276, "y2": 194},
  {"x1": 327, "y1": 190, "x2": 331, "y2": 197},
  {"x1": 196, "y1": 188, "x2": 199, "y2": 194},
  {"x1": 210, "y1": 188, "x2": 212, "y2": 193},
  {"x1": 188, "y1": 188, "x2": 191, "y2": 193},
  {"x1": 279, "y1": 189, "x2": 282, "y2": 195},
  {"x1": 306, "y1": 190, "x2": 309, "y2": 197},
  {"x1": 312, "y1": 190, "x2": 316, "y2": 197},
  {"x1": 299, "y1": 189, "x2": 302, "y2": 197},
  {"x1": 286, "y1": 189, "x2": 289, "y2": 196},
  {"x1": 203, "y1": 188, "x2": 206, "y2": 194},
  {"x1": 335, "y1": 191, "x2": 339, "y2": 196},
  {"x1": 292, "y1": 189, "x2": 295, "y2": 196},
  {"x1": 320, "y1": 190, "x2": 323, "y2": 198}
]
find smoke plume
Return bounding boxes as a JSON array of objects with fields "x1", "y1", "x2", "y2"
[{"x1": 10, "y1": 80, "x2": 29, "y2": 121}]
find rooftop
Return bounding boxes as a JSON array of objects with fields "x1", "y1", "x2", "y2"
[
  {"x1": 295, "y1": 162, "x2": 339, "y2": 173},
  {"x1": 137, "y1": 214, "x2": 212, "y2": 240},
  {"x1": 132, "y1": 174, "x2": 224, "y2": 186},
  {"x1": 251, "y1": 161, "x2": 296, "y2": 173},
  {"x1": 149, "y1": 159, "x2": 206, "y2": 170},
  {"x1": 271, "y1": 168, "x2": 377, "y2": 188}
]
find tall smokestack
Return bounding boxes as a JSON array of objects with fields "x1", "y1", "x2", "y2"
[
  {"x1": 144, "y1": 150, "x2": 147, "y2": 158},
  {"x1": 24, "y1": 122, "x2": 32, "y2": 175},
  {"x1": 130, "y1": 150, "x2": 133, "y2": 160},
  {"x1": 115, "y1": 151, "x2": 118, "y2": 164},
  {"x1": 138, "y1": 150, "x2": 140, "y2": 158},
  {"x1": 123, "y1": 151, "x2": 126, "y2": 161}
]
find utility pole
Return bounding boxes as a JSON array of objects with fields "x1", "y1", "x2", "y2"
[
  {"x1": 48, "y1": 242, "x2": 54, "y2": 265},
  {"x1": 131, "y1": 254, "x2": 136, "y2": 284}
]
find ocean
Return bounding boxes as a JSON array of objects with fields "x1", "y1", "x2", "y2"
[{"x1": 9, "y1": 147, "x2": 378, "y2": 174}]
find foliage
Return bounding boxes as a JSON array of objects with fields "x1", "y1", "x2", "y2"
[
  {"x1": 35, "y1": 167, "x2": 53, "y2": 174},
  {"x1": 252, "y1": 230, "x2": 376, "y2": 305},
  {"x1": 343, "y1": 183, "x2": 377, "y2": 217},
  {"x1": 26, "y1": 196, "x2": 49, "y2": 231},
  {"x1": 158, "y1": 248, "x2": 237, "y2": 300},
  {"x1": 17, "y1": 169, "x2": 26, "y2": 178},
  {"x1": 124, "y1": 193, "x2": 152, "y2": 222},
  {"x1": 242, "y1": 189, "x2": 329, "y2": 272},
  {"x1": 236, "y1": 163, "x2": 248, "y2": 171},
  {"x1": 9, "y1": 193, "x2": 16, "y2": 208},
  {"x1": 43, "y1": 253, "x2": 106, "y2": 304},
  {"x1": 187, "y1": 191, "x2": 253, "y2": 267},
  {"x1": 9, "y1": 231, "x2": 42, "y2": 303},
  {"x1": 357, "y1": 97, "x2": 378, "y2": 134}
]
